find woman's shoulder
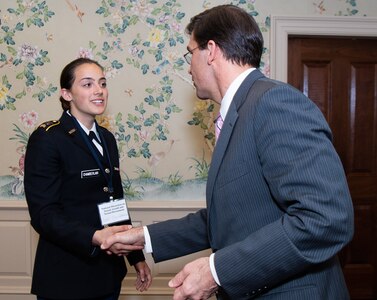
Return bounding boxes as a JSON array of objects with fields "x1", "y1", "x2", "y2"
[
  {"x1": 37, "y1": 120, "x2": 61, "y2": 132},
  {"x1": 29, "y1": 119, "x2": 63, "y2": 142},
  {"x1": 26, "y1": 120, "x2": 65, "y2": 156}
]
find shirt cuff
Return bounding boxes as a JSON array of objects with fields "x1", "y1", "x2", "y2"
[
  {"x1": 210, "y1": 253, "x2": 221, "y2": 286},
  {"x1": 143, "y1": 226, "x2": 153, "y2": 253}
]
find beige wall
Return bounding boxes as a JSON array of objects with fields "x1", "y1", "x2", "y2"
[{"x1": 1, "y1": 0, "x2": 376, "y2": 202}]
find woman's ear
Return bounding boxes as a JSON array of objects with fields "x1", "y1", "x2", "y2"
[{"x1": 61, "y1": 88, "x2": 72, "y2": 101}]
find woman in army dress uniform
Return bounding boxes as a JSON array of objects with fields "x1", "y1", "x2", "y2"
[{"x1": 24, "y1": 58, "x2": 152, "y2": 300}]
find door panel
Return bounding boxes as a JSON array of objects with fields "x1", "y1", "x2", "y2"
[{"x1": 288, "y1": 36, "x2": 377, "y2": 300}]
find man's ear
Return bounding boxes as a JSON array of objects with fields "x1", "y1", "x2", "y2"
[
  {"x1": 207, "y1": 40, "x2": 218, "y2": 65},
  {"x1": 61, "y1": 88, "x2": 72, "y2": 101}
]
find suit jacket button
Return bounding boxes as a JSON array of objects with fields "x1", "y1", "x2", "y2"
[
  {"x1": 103, "y1": 187, "x2": 109, "y2": 192},
  {"x1": 105, "y1": 168, "x2": 110, "y2": 174}
]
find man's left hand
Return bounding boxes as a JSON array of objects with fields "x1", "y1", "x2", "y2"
[{"x1": 168, "y1": 257, "x2": 218, "y2": 300}]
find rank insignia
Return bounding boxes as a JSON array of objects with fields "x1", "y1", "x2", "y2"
[{"x1": 68, "y1": 128, "x2": 76, "y2": 135}]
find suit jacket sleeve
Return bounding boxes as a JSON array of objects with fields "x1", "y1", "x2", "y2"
[{"x1": 147, "y1": 208, "x2": 210, "y2": 262}]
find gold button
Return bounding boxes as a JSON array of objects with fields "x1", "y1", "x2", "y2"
[
  {"x1": 105, "y1": 168, "x2": 110, "y2": 174},
  {"x1": 103, "y1": 187, "x2": 109, "y2": 192}
]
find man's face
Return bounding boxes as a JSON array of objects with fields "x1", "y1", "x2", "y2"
[{"x1": 186, "y1": 36, "x2": 214, "y2": 101}]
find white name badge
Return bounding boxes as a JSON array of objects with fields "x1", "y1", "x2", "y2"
[{"x1": 97, "y1": 198, "x2": 130, "y2": 226}]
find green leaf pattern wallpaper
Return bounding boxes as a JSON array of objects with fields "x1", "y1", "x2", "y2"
[{"x1": 0, "y1": 0, "x2": 374, "y2": 200}]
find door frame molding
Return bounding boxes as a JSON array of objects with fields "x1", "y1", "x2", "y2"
[{"x1": 270, "y1": 16, "x2": 377, "y2": 82}]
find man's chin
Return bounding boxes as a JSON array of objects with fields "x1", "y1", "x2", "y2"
[{"x1": 196, "y1": 93, "x2": 209, "y2": 101}]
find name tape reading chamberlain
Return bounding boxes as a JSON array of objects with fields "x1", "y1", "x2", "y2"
[{"x1": 81, "y1": 169, "x2": 100, "y2": 178}]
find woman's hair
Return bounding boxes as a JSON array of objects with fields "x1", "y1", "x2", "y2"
[
  {"x1": 59, "y1": 58, "x2": 104, "y2": 111},
  {"x1": 185, "y1": 4, "x2": 263, "y2": 68}
]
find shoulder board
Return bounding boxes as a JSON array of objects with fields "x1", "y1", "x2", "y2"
[{"x1": 39, "y1": 120, "x2": 60, "y2": 131}]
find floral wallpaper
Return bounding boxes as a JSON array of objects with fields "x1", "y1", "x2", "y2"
[{"x1": 0, "y1": 0, "x2": 374, "y2": 201}]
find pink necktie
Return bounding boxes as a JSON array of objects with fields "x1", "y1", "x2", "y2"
[{"x1": 215, "y1": 113, "x2": 224, "y2": 141}]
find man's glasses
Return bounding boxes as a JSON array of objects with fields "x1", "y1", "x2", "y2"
[{"x1": 183, "y1": 43, "x2": 206, "y2": 65}]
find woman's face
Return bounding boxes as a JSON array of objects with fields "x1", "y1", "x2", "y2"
[{"x1": 61, "y1": 63, "x2": 108, "y2": 128}]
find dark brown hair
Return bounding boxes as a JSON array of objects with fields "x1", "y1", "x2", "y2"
[
  {"x1": 59, "y1": 58, "x2": 104, "y2": 111},
  {"x1": 185, "y1": 5, "x2": 263, "y2": 68}
]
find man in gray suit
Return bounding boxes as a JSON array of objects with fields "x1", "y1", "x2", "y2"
[{"x1": 102, "y1": 5, "x2": 354, "y2": 299}]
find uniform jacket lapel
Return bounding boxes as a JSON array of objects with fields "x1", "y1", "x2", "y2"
[
  {"x1": 60, "y1": 112, "x2": 105, "y2": 161},
  {"x1": 60, "y1": 112, "x2": 86, "y2": 152}
]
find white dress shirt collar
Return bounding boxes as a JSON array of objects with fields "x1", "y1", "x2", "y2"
[
  {"x1": 66, "y1": 110, "x2": 98, "y2": 136},
  {"x1": 219, "y1": 68, "x2": 255, "y2": 120}
]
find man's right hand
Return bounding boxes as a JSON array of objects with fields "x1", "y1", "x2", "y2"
[{"x1": 101, "y1": 226, "x2": 145, "y2": 255}]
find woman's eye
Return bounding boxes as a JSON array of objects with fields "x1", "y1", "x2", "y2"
[
  {"x1": 83, "y1": 83, "x2": 92, "y2": 88},
  {"x1": 101, "y1": 82, "x2": 107, "y2": 88}
]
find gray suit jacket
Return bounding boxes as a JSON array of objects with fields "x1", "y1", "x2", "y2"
[{"x1": 148, "y1": 70, "x2": 354, "y2": 299}]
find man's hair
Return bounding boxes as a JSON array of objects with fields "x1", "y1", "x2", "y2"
[{"x1": 185, "y1": 4, "x2": 263, "y2": 68}]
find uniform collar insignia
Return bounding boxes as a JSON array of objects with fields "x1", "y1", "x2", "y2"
[{"x1": 68, "y1": 128, "x2": 76, "y2": 135}]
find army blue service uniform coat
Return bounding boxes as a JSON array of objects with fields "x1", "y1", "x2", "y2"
[{"x1": 24, "y1": 111, "x2": 144, "y2": 299}]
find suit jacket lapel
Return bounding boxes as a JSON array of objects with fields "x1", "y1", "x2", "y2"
[
  {"x1": 206, "y1": 69, "x2": 265, "y2": 209},
  {"x1": 206, "y1": 104, "x2": 238, "y2": 206}
]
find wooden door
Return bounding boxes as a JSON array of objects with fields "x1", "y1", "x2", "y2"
[{"x1": 288, "y1": 36, "x2": 377, "y2": 300}]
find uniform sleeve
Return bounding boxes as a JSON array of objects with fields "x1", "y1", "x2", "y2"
[{"x1": 126, "y1": 250, "x2": 146, "y2": 265}]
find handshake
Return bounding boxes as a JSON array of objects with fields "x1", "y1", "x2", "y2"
[
  {"x1": 93, "y1": 224, "x2": 219, "y2": 300},
  {"x1": 93, "y1": 224, "x2": 146, "y2": 256}
]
